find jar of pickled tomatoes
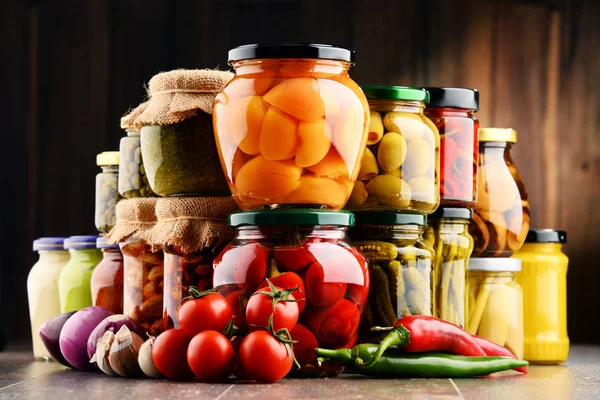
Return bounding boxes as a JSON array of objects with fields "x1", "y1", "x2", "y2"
[
  {"x1": 347, "y1": 86, "x2": 440, "y2": 214},
  {"x1": 213, "y1": 210, "x2": 369, "y2": 375},
  {"x1": 213, "y1": 44, "x2": 369, "y2": 210},
  {"x1": 424, "y1": 87, "x2": 479, "y2": 207}
]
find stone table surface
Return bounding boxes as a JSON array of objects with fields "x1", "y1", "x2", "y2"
[{"x1": 1, "y1": 344, "x2": 599, "y2": 400}]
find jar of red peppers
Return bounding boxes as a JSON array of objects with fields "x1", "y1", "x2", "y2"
[
  {"x1": 121, "y1": 238, "x2": 165, "y2": 335},
  {"x1": 423, "y1": 87, "x2": 479, "y2": 207},
  {"x1": 91, "y1": 237, "x2": 124, "y2": 314},
  {"x1": 213, "y1": 210, "x2": 369, "y2": 375}
]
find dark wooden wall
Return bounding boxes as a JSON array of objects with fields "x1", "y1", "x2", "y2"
[{"x1": 1, "y1": 0, "x2": 599, "y2": 343}]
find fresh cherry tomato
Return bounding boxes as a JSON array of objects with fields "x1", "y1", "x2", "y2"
[
  {"x1": 187, "y1": 331, "x2": 235, "y2": 382},
  {"x1": 290, "y1": 323, "x2": 318, "y2": 367},
  {"x1": 152, "y1": 329, "x2": 194, "y2": 380},
  {"x1": 214, "y1": 243, "x2": 269, "y2": 290},
  {"x1": 238, "y1": 331, "x2": 294, "y2": 383},
  {"x1": 272, "y1": 247, "x2": 315, "y2": 272},
  {"x1": 304, "y1": 261, "x2": 347, "y2": 307},
  {"x1": 246, "y1": 285, "x2": 299, "y2": 332},
  {"x1": 258, "y1": 271, "x2": 306, "y2": 312},
  {"x1": 178, "y1": 293, "x2": 233, "y2": 337},
  {"x1": 304, "y1": 299, "x2": 360, "y2": 348},
  {"x1": 225, "y1": 290, "x2": 249, "y2": 331}
]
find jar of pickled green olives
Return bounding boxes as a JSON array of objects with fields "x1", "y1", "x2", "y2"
[
  {"x1": 425, "y1": 207, "x2": 473, "y2": 329},
  {"x1": 351, "y1": 212, "x2": 434, "y2": 343},
  {"x1": 118, "y1": 116, "x2": 154, "y2": 198},
  {"x1": 95, "y1": 152, "x2": 122, "y2": 233},
  {"x1": 347, "y1": 86, "x2": 440, "y2": 214}
]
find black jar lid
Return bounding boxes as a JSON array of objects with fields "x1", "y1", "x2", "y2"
[
  {"x1": 525, "y1": 229, "x2": 567, "y2": 243},
  {"x1": 354, "y1": 212, "x2": 426, "y2": 226},
  {"x1": 431, "y1": 207, "x2": 472, "y2": 220},
  {"x1": 422, "y1": 87, "x2": 479, "y2": 111},
  {"x1": 228, "y1": 44, "x2": 354, "y2": 64},
  {"x1": 229, "y1": 209, "x2": 354, "y2": 227}
]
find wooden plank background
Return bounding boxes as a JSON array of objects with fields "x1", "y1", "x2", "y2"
[{"x1": 1, "y1": 0, "x2": 598, "y2": 343}]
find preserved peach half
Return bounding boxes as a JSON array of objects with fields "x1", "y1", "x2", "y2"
[
  {"x1": 277, "y1": 176, "x2": 349, "y2": 208},
  {"x1": 332, "y1": 104, "x2": 366, "y2": 176},
  {"x1": 234, "y1": 156, "x2": 302, "y2": 200},
  {"x1": 263, "y1": 77, "x2": 325, "y2": 122},
  {"x1": 296, "y1": 119, "x2": 332, "y2": 167},
  {"x1": 477, "y1": 164, "x2": 519, "y2": 213},
  {"x1": 224, "y1": 76, "x2": 275, "y2": 99},
  {"x1": 227, "y1": 96, "x2": 267, "y2": 155},
  {"x1": 316, "y1": 79, "x2": 341, "y2": 118},
  {"x1": 306, "y1": 148, "x2": 349, "y2": 178},
  {"x1": 259, "y1": 108, "x2": 299, "y2": 160}
]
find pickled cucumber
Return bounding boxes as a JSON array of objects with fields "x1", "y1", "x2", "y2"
[{"x1": 356, "y1": 241, "x2": 399, "y2": 262}]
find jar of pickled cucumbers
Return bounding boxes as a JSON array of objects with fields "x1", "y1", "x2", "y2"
[
  {"x1": 514, "y1": 229, "x2": 569, "y2": 364},
  {"x1": 91, "y1": 237, "x2": 124, "y2": 314},
  {"x1": 118, "y1": 116, "x2": 154, "y2": 198},
  {"x1": 351, "y1": 212, "x2": 434, "y2": 343},
  {"x1": 469, "y1": 128, "x2": 530, "y2": 257},
  {"x1": 347, "y1": 86, "x2": 440, "y2": 214},
  {"x1": 213, "y1": 44, "x2": 369, "y2": 210},
  {"x1": 121, "y1": 238, "x2": 165, "y2": 335},
  {"x1": 467, "y1": 258, "x2": 523, "y2": 359},
  {"x1": 96, "y1": 151, "x2": 122, "y2": 232},
  {"x1": 423, "y1": 87, "x2": 479, "y2": 207},
  {"x1": 425, "y1": 208, "x2": 473, "y2": 329},
  {"x1": 213, "y1": 210, "x2": 368, "y2": 375}
]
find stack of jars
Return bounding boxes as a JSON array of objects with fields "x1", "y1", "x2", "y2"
[{"x1": 211, "y1": 44, "x2": 371, "y2": 374}]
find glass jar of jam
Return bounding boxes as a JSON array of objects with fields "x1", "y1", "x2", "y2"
[
  {"x1": 213, "y1": 44, "x2": 369, "y2": 210},
  {"x1": 347, "y1": 86, "x2": 440, "y2": 214},
  {"x1": 423, "y1": 87, "x2": 479, "y2": 207},
  {"x1": 213, "y1": 210, "x2": 368, "y2": 375},
  {"x1": 469, "y1": 128, "x2": 530, "y2": 257},
  {"x1": 91, "y1": 237, "x2": 124, "y2": 314}
]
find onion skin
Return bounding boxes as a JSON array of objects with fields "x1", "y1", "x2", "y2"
[
  {"x1": 87, "y1": 314, "x2": 147, "y2": 361},
  {"x1": 39, "y1": 312, "x2": 76, "y2": 367},
  {"x1": 59, "y1": 306, "x2": 113, "y2": 371}
]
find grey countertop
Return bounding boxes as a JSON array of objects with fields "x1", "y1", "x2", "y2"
[{"x1": 1, "y1": 344, "x2": 599, "y2": 400}]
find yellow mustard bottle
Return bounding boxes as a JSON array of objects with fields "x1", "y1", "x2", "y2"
[{"x1": 514, "y1": 229, "x2": 569, "y2": 364}]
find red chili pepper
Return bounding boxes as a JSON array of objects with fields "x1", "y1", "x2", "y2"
[
  {"x1": 357, "y1": 316, "x2": 486, "y2": 368},
  {"x1": 473, "y1": 335, "x2": 527, "y2": 373}
]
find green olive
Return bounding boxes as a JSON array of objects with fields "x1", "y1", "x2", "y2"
[
  {"x1": 403, "y1": 138, "x2": 432, "y2": 177},
  {"x1": 408, "y1": 176, "x2": 436, "y2": 204},
  {"x1": 366, "y1": 175, "x2": 411, "y2": 208},
  {"x1": 377, "y1": 132, "x2": 407, "y2": 171},
  {"x1": 383, "y1": 112, "x2": 425, "y2": 142},
  {"x1": 346, "y1": 181, "x2": 368, "y2": 208},
  {"x1": 358, "y1": 147, "x2": 379, "y2": 180}
]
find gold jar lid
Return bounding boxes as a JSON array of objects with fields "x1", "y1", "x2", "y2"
[
  {"x1": 97, "y1": 151, "x2": 120, "y2": 166},
  {"x1": 479, "y1": 128, "x2": 517, "y2": 143},
  {"x1": 120, "y1": 115, "x2": 132, "y2": 130}
]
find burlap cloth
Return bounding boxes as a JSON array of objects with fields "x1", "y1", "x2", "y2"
[
  {"x1": 105, "y1": 198, "x2": 158, "y2": 244},
  {"x1": 129, "y1": 69, "x2": 234, "y2": 129},
  {"x1": 145, "y1": 197, "x2": 239, "y2": 254}
]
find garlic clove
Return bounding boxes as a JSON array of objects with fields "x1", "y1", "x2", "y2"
[
  {"x1": 95, "y1": 330, "x2": 118, "y2": 376},
  {"x1": 108, "y1": 325, "x2": 144, "y2": 378},
  {"x1": 138, "y1": 336, "x2": 163, "y2": 378}
]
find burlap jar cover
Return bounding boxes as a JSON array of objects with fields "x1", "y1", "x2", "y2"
[{"x1": 105, "y1": 198, "x2": 158, "y2": 244}]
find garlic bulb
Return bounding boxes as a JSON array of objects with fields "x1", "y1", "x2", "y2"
[
  {"x1": 138, "y1": 337, "x2": 162, "y2": 378},
  {"x1": 92, "y1": 330, "x2": 117, "y2": 376},
  {"x1": 108, "y1": 325, "x2": 144, "y2": 377}
]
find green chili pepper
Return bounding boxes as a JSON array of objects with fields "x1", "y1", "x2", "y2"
[{"x1": 315, "y1": 344, "x2": 528, "y2": 378}]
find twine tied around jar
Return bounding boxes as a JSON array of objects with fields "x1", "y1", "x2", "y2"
[
  {"x1": 128, "y1": 69, "x2": 234, "y2": 129},
  {"x1": 104, "y1": 198, "x2": 158, "y2": 244}
]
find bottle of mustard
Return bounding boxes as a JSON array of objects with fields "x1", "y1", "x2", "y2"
[{"x1": 514, "y1": 229, "x2": 569, "y2": 364}]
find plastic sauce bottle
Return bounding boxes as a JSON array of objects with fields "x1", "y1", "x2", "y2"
[{"x1": 514, "y1": 229, "x2": 569, "y2": 364}]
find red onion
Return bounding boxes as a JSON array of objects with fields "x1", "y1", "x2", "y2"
[
  {"x1": 39, "y1": 312, "x2": 76, "y2": 367},
  {"x1": 59, "y1": 306, "x2": 113, "y2": 371},
  {"x1": 87, "y1": 314, "x2": 147, "y2": 361}
]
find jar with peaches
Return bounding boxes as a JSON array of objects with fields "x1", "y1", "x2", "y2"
[
  {"x1": 213, "y1": 44, "x2": 369, "y2": 210},
  {"x1": 347, "y1": 86, "x2": 440, "y2": 214},
  {"x1": 469, "y1": 128, "x2": 530, "y2": 257}
]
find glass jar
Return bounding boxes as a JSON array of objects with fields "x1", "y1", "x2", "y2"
[
  {"x1": 213, "y1": 44, "x2": 369, "y2": 210},
  {"x1": 514, "y1": 229, "x2": 569, "y2": 364},
  {"x1": 96, "y1": 151, "x2": 122, "y2": 232},
  {"x1": 213, "y1": 210, "x2": 368, "y2": 375},
  {"x1": 425, "y1": 208, "x2": 473, "y2": 329},
  {"x1": 121, "y1": 238, "x2": 165, "y2": 335},
  {"x1": 58, "y1": 236, "x2": 102, "y2": 313},
  {"x1": 467, "y1": 258, "x2": 523, "y2": 359},
  {"x1": 347, "y1": 86, "x2": 440, "y2": 214},
  {"x1": 118, "y1": 116, "x2": 154, "y2": 198},
  {"x1": 163, "y1": 245, "x2": 222, "y2": 330},
  {"x1": 469, "y1": 128, "x2": 530, "y2": 257},
  {"x1": 27, "y1": 237, "x2": 69, "y2": 359},
  {"x1": 351, "y1": 212, "x2": 434, "y2": 343},
  {"x1": 91, "y1": 237, "x2": 124, "y2": 314},
  {"x1": 423, "y1": 87, "x2": 479, "y2": 207},
  {"x1": 141, "y1": 113, "x2": 230, "y2": 197}
]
